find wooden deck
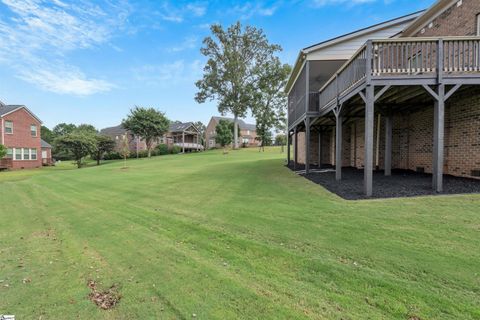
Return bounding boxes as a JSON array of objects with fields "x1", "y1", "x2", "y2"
[{"x1": 288, "y1": 36, "x2": 480, "y2": 196}]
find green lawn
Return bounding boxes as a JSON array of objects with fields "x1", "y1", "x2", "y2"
[{"x1": 1, "y1": 148, "x2": 479, "y2": 319}]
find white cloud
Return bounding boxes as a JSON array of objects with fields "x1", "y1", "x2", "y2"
[
  {"x1": 229, "y1": 2, "x2": 279, "y2": 19},
  {"x1": 167, "y1": 36, "x2": 197, "y2": 53},
  {"x1": 132, "y1": 60, "x2": 203, "y2": 87},
  {"x1": 312, "y1": 0, "x2": 376, "y2": 7},
  {"x1": 157, "y1": 2, "x2": 207, "y2": 23},
  {"x1": 0, "y1": 0, "x2": 131, "y2": 95}
]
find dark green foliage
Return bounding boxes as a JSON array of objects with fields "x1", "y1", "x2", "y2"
[
  {"x1": 275, "y1": 134, "x2": 287, "y2": 146},
  {"x1": 92, "y1": 135, "x2": 116, "y2": 165},
  {"x1": 0, "y1": 144, "x2": 6, "y2": 158},
  {"x1": 55, "y1": 132, "x2": 96, "y2": 168},
  {"x1": 155, "y1": 144, "x2": 169, "y2": 155},
  {"x1": 40, "y1": 126, "x2": 55, "y2": 144},
  {"x1": 215, "y1": 120, "x2": 233, "y2": 152},
  {"x1": 52, "y1": 123, "x2": 77, "y2": 137},
  {"x1": 122, "y1": 107, "x2": 170, "y2": 158}
]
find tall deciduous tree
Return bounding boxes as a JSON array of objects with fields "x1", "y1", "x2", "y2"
[
  {"x1": 41, "y1": 126, "x2": 55, "y2": 144},
  {"x1": 93, "y1": 135, "x2": 116, "y2": 165},
  {"x1": 122, "y1": 107, "x2": 170, "y2": 158},
  {"x1": 251, "y1": 59, "x2": 291, "y2": 152},
  {"x1": 55, "y1": 132, "x2": 96, "y2": 168},
  {"x1": 195, "y1": 22, "x2": 281, "y2": 149},
  {"x1": 215, "y1": 120, "x2": 233, "y2": 154},
  {"x1": 52, "y1": 123, "x2": 77, "y2": 137}
]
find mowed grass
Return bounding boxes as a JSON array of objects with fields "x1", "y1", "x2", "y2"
[{"x1": 0, "y1": 147, "x2": 479, "y2": 319}]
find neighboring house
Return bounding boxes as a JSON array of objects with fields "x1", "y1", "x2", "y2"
[
  {"x1": 100, "y1": 122, "x2": 203, "y2": 154},
  {"x1": 0, "y1": 101, "x2": 48, "y2": 170},
  {"x1": 205, "y1": 116, "x2": 258, "y2": 149},
  {"x1": 165, "y1": 122, "x2": 204, "y2": 152},
  {"x1": 287, "y1": 0, "x2": 480, "y2": 196},
  {"x1": 100, "y1": 125, "x2": 147, "y2": 154}
]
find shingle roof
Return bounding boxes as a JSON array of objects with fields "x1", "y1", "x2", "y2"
[
  {"x1": 0, "y1": 104, "x2": 43, "y2": 123},
  {"x1": 100, "y1": 124, "x2": 127, "y2": 137},
  {"x1": 0, "y1": 104, "x2": 23, "y2": 117},
  {"x1": 41, "y1": 139, "x2": 52, "y2": 148},
  {"x1": 212, "y1": 116, "x2": 256, "y2": 131},
  {"x1": 169, "y1": 122, "x2": 195, "y2": 132}
]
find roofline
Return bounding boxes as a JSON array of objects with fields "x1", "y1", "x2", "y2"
[
  {"x1": 302, "y1": 10, "x2": 425, "y2": 53},
  {"x1": 284, "y1": 10, "x2": 424, "y2": 94},
  {"x1": 402, "y1": 0, "x2": 456, "y2": 37},
  {"x1": 0, "y1": 106, "x2": 43, "y2": 124}
]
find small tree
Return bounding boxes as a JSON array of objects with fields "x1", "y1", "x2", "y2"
[
  {"x1": 120, "y1": 134, "x2": 130, "y2": 168},
  {"x1": 0, "y1": 144, "x2": 7, "y2": 159},
  {"x1": 251, "y1": 59, "x2": 291, "y2": 152},
  {"x1": 55, "y1": 132, "x2": 96, "y2": 168},
  {"x1": 93, "y1": 135, "x2": 116, "y2": 165},
  {"x1": 122, "y1": 107, "x2": 170, "y2": 158},
  {"x1": 275, "y1": 134, "x2": 287, "y2": 152},
  {"x1": 216, "y1": 120, "x2": 233, "y2": 154}
]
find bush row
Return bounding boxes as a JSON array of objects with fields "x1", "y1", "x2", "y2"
[{"x1": 103, "y1": 144, "x2": 182, "y2": 160}]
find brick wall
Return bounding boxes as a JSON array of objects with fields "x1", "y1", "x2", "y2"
[
  {"x1": 413, "y1": 0, "x2": 480, "y2": 37},
  {"x1": 294, "y1": 87, "x2": 480, "y2": 179},
  {"x1": 1, "y1": 108, "x2": 42, "y2": 169}
]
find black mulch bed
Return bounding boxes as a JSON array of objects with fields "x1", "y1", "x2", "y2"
[{"x1": 286, "y1": 162, "x2": 480, "y2": 200}]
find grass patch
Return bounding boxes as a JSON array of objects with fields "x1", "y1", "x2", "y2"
[{"x1": 0, "y1": 147, "x2": 479, "y2": 319}]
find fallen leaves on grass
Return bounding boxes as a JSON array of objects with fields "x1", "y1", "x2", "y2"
[{"x1": 87, "y1": 280, "x2": 121, "y2": 310}]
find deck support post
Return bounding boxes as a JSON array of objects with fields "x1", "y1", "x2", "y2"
[
  {"x1": 294, "y1": 127, "x2": 298, "y2": 171},
  {"x1": 287, "y1": 132, "x2": 291, "y2": 165},
  {"x1": 305, "y1": 117, "x2": 311, "y2": 174},
  {"x1": 433, "y1": 84, "x2": 445, "y2": 193},
  {"x1": 318, "y1": 130, "x2": 322, "y2": 169},
  {"x1": 182, "y1": 131, "x2": 185, "y2": 153},
  {"x1": 364, "y1": 85, "x2": 375, "y2": 197},
  {"x1": 335, "y1": 113, "x2": 342, "y2": 181},
  {"x1": 384, "y1": 113, "x2": 393, "y2": 176}
]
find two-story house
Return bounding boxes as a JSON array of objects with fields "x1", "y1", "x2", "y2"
[
  {"x1": 100, "y1": 122, "x2": 203, "y2": 154},
  {"x1": 205, "y1": 116, "x2": 258, "y2": 149},
  {"x1": 287, "y1": 0, "x2": 480, "y2": 197},
  {"x1": 0, "y1": 102, "x2": 49, "y2": 170}
]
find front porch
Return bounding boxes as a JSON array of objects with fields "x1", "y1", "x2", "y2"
[{"x1": 288, "y1": 37, "x2": 480, "y2": 197}]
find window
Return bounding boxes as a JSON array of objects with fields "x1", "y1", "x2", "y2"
[
  {"x1": 5, "y1": 120, "x2": 13, "y2": 134},
  {"x1": 477, "y1": 13, "x2": 480, "y2": 36},
  {"x1": 31, "y1": 124, "x2": 37, "y2": 137},
  {"x1": 31, "y1": 148, "x2": 37, "y2": 160},
  {"x1": 6, "y1": 148, "x2": 13, "y2": 158},
  {"x1": 23, "y1": 148, "x2": 30, "y2": 160},
  {"x1": 247, "y1": 130, "x2": 250, "y2": 135},
  {"x1": 15, "y1": 148, "x2": 22, "y2": 160}
]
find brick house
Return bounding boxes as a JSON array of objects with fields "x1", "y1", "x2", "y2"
[
  {"x1": 205, "y1": 116, "x2": 258, "y2": 149},
  {"x1": 0, "y1": 102, "x2": 49, "y2": 170},
  {"x1": 287, "y1": 0, "x2": 480, "y2": 196},
  {"x1": 100, "y1": 122, "x2": 203, "y2": 154}
]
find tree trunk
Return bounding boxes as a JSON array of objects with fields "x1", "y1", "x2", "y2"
[
  {"x1": 97, "y1": 152, "x2": 100, "y2": 165},
  {"x1": 233, "y1": 114, "x2": 239, "y2": 150},
  {"x1": 77, "y1": 159, "x2": 82, "y2": 169}
]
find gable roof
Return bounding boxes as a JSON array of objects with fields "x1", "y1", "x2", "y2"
[
  {"x1": 285, "y1": 10, "x2": 424, "y2": 93},
  {"x1": 100, "y1": 124, "x2": 127, "y2": 137},
  {"x1": 41, "y1": 139, "x2": 52, "y2": 148},
  {"x1": 0, "y1": 104, "x2": 43, "y2": 123},
  {"x1": 169, "y1": 122, "x2": 198, "y2": 132},
  {"x1": 402, "y1": 0, "x2": 457, "y2": 37},
  {"x1": 212, "y1": 116, "x2": 256, "y2": 131}
]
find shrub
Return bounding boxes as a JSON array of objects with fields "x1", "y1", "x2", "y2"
[
  {"x1": 104, "y1": 152, "x2": 122, "y2": 160},
  {"x1": 155, "y1": 144, "x2": 169, "y2": 155},
  {"x1": 170, "y1": 146, "x2": 182, "y2": 154}
]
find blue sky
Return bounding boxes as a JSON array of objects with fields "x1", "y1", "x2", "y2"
[{"x1": 0, "y1": 0, "x2": 435, "y2": 129}]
